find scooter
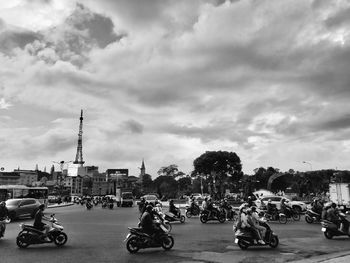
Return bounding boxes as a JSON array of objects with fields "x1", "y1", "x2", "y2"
[
  {"x1": 164, "y1": 211, "x2": 186, "y2": 224},
  {"x1": 102, "y1": 201, "x2": 107, "y2": 208},
  {"x1": 234, "y1": 220, "x2": 279, "y2": 250},
  {"x1": 321, "y1": 213, "x2": 350, "y2": 239},
  {"x1": 16, "y1": 214, "x2": 68, "y2": 248},
  {"x1": 305, "y1": 209, "x2": 321, "y2": 224},
  {"x1": 0, "y1": 217, "x2": 11, "y2": 239},
  {"x1": 185, "y1": 204, "x2": 201, "y2": 218},
  {"x1": 124, "y1": 220, "x2": 174, "y2": 253},
  {"x1": 199, "y1": 208, "x2": 226, "y2": 223}
]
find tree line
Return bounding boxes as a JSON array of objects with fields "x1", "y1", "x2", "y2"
[{"x1": 131, "y1": 151, "x2": 350, "y2": 200}]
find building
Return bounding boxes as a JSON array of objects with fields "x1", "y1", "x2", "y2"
[
  {"x1": 0, "y1": 172, "x2": 20, "y2": 185},
  {"x1": 16, "y1": 170, "x2": 38, "y2": 186}
]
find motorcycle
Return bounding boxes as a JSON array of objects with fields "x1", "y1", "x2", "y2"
[
  {"x1": 124, "y1": 221, "x2": 174, "y2": 253},
  {"x1": 164, "y1": 211, "x2": 186, "y2": 224},
  {"x1": 199, "y1": 208, "x2": 226, "y2": 223},
  {"x1": 0, "y1": 217, "x2": 11, "y2": 239},
  {"x1": 264, "y1": 208, "x2": 298, "y2": 224},
  {"x1": 16, "y1": 214, "x2": 68, "y2": 248},
  {"x1": 321, "y1": 213, "x2": 350, "y2": 239},
  {"x1": 305, "y1": 209, "x2": 321, "y2": 224},
  {"x1": 102, "y1": 201, "x2": 107, "y2": 209},
  {"x1": 108, "y1": 202, "x2": 114, "y2": 209},
  {"x1": 234, "y1": 220, "x2": 279, "y2": 250},
  {"x1": 93, "y1": 200, "x2": 99, "y2": 206},
  {"x1": 185, "y1": 204, "x2": 201, "y2": 218}
]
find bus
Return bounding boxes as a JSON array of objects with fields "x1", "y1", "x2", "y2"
[{"x1": 0, "y1": 185, "x2": 49, "y2": 206}]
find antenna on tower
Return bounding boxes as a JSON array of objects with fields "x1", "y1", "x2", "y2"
[{"x1": 74, "y1": 109, "x2": 85, "y2": 166}]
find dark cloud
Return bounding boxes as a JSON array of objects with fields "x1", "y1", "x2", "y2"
[
  {"x1": 0, "y1": 3, "x2": 124, "y2": 66},
  {"x1": 0, "y1": 26, "x2": 40, "y2": 56}
]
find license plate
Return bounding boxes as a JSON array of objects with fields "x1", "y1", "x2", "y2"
[
  {"x1": 124, "y1": 233, "x2": 131, "y2": 242},
  {"x1": 321, "y1": 227, "x2": 326, "y2": 232},
  {"x1": 234, "y1": 238, "x2": 238, "y2": 244}
]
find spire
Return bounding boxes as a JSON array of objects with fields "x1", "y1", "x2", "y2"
[
  {"x1": 74, "y1": 109, "x2": 85, "y2": 167},
  {"x1": 140, "y1": 159, "x2": 146, "y2": 178}
]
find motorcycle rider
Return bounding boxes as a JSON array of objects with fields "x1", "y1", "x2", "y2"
[
  {"x1": 140, "y1": 204, "x2": 160, "y2": 240},
  {"x1": 0, "y1": 201, "x2": 9, "y2": 237},
  {"x1": 202, "y1": 197, "x2": 208, "y2": 211},
  {"x1": 189, "y1": 196, "x2": 199, "y2": 214},
  {"x1": 246, "y1": 208, "x2": 265, "y2": 245},
  {"x1": 326, "y1": 203, "x2": 349, "y2": 233},
  {"x1": 251, "y1": 206, "x2": 266, "y2": 240},
  {"x1": 207, "y1": 197, "x2": 219, "y2": 219},
  {"x1": 247, "y1": 196, "x2": 254, "y2": 207},
  {"x1": 280, "y1": 199, "x2": 292, "y2": 218},
  {"x1": 311, "y1": 198, "x2": 323, "y2": 215},
  {"x1": 33, "y1": 204, "x2": 51, "y2": 241},
  {"x1": 221, "y1": 198, "x2": 232, "y2": 220},
  {"x1": 169, "y1": 200, "x2": 180, "y2": 218}
]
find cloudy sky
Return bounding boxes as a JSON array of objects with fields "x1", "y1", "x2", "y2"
[{"x1": 1, "y1": 0, "x2": 350, "y2": 177}]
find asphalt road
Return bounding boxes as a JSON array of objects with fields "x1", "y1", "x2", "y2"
[{"x1": 0, "y1": 205, "x2": 349, "y2": 263}]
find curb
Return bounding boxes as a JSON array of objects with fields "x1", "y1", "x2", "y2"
[
  {"x1": 47, "y1": 203, "x2": 74, "y2": 209},
  {"x1": 289, "y1": 251, "x2": 350, "y2": 263}
]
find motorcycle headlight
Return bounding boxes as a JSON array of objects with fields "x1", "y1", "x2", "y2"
[{"x1": 20, "y1": 223, "x2": 24, "y2": 230}]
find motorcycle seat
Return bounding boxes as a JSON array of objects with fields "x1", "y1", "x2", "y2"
[{"x1": 22, "y1": 225, "x2": 44, "y2": 233}]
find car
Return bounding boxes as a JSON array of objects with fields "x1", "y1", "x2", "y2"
[
  {"x1": 5, "y1": 198, "x2": 42, "y2": 220},
  {"x1": 255, "y1": 196, "x2": 307, "y2": 213},
  {"x1": 141, "y1": 194, "x2": 159, "y2": 206}
]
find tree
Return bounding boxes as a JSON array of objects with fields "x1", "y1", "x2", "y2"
[
  {"x1": 153, "y1": 176, "x2": 178, "y2": 199},
  {"x1": 178, "y1": 177, "x2": 192, "y2": 196},
  {"x1": 141, "y1": 173, "x2": 153, "y2": 193},
  {"x1": 192, "y1": 151, "x2": 242, "y2": 199},
  {"x1": 157, "y1": 164, "x2": 185, "y2": 178}
]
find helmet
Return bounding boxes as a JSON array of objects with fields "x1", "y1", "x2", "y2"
[
  {"x1": 146, "y1": 205, "x2": 153, "y2": 212},
  {"x1": 268, "y1": 199, "x2": 272, "y2": 203},
  {"x1": 0, "y1": 201, "x2": 5, "y2": 206},
  {"x1": 246, "y1": 208, "x2": 252, "y2": 214},
  {"x1": 39, "y1": 204, "x2": 45, "y2": 210},
  {"x1": 251, "y1": 206, "x2": 257, "y2": 212}
]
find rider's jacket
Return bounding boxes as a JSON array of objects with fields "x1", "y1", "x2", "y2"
[
  {"x1": 0, "y1": 206, "x2": 9, "y2": 220},
  {"x1": 140, "y1": 211, "x2": 154, "y2": 234}
]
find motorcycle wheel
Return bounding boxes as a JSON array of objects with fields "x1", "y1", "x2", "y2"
[
  {"x1": 161, "y1": 235, "x2": 174, "y2": 250},
  {"x1": 164, "y1": 222, "x2": 172, "y2": 232},
  {"x1": 16, "y1": 233, "x2": 30, "y2": 248},
  {"x1": 269, "y1": 235, "x2": 279, "y2": 248},
  {"x1": 324, "y1": 230, "x2": 333, "y2": 239},
  {"x1": 237, "y1": 239, "x2": 248, "y2": 250},
  {"x1": 180, "y1": 215, "x2": 186, "y2": 223},
  {"x1": 200, "y1": 215, "x2": 207, "y2": 223},
  {"x1": 126, "y1": 236, "x2": 140, "y2": 253},
  {"x1": 292, "y1": 213, "x2": 300, "y2": 221},
  {"x1": 185, "y1": 210, "x2": 192, "y2": 218},
  {"x1": 54, "y1": 232, "x2": 68, "y2": 247},
  {"x1": 305, "y1": 215, "x2": 314, "y2": 224},
  {"x1": 279, "y1": 215, "x2": 287, "y2": 224}
]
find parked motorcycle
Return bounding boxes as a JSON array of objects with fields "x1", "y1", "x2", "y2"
[
  {"x1": 321, "y1": 213, "x2": 350, "y2": 239},
  {"x1": 164, "y1": 211, "x2": 186, "y2": 223},
  {"x1": 200, "y1": 208, "x2": 226, "y2": 223},
  {"x1": 305, "y1": 209, "x2": 321, "y2": 224},
  {"x1": 124, "y1": 221, "x2": 174, "y2": 253},
  {"x1": 234, "y1": 220, "x2": 279, "y2": 250},
  {"x1": 16, "y1": 214, "x2": 68, "y2": 248},
  {"x1": 102, "y1": 201, "x2": 107, "y2": 209},
  {"x1": 185, "y1": 204, "x2": 201, "y2": 218},
  {"x1": 0, "y1": 217, "x2": 11, "y2": 239}
]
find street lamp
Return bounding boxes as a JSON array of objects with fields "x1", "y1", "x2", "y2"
[{"x1": 302, "y1": 161, "x2": 313, "y2": 171}]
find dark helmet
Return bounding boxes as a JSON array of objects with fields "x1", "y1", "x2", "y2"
[
  {"x1": 251, "y1": 206, "x2": 257, "y2": 212},
  {"x1": 39, "y1": 204, "x2": 45, "y2": 210},
  {"x1": 146, "y1": 205, "x2": 153, "y2": 212},
  {"x1": 169, "y1": 200, "x2": 174, "y2": 204},
  {"x1": 331, "y1": 203, "x2": 337, "y2": 208}
]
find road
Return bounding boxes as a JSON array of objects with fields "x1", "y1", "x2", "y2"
[{"x1": 0, "y1": 205, "x2": 349, "y2": 263}]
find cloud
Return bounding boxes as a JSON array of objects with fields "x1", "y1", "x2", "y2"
[{"x1": 0, "y1": 98, "x2": 12, "y2": 109}]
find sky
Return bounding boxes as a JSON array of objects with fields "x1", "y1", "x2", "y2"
[{"x1": 1, "y1": 0, "x2": 350, "y2": 178}]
